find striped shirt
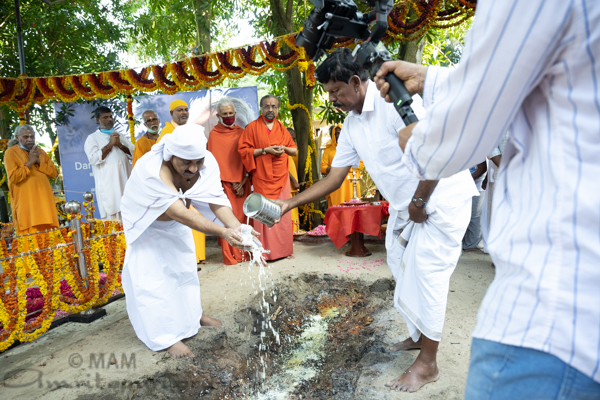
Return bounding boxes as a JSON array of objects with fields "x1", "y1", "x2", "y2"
[{"x1": 402, "y1": 0, "x2": 600, "y2": 382}]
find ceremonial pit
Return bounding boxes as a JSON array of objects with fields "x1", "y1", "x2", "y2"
[{"x1": 0, "y1": 241, "x2": 494, "y2": 400}]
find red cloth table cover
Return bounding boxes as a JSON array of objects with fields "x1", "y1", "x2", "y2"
[{"x1": 324, "y1": 203, "x2": 388, "y2": 248}]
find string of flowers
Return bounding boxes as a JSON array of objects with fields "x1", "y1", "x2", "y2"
[
  {"x1": 126, "y1": 95, "x2": 135, "y2": 144},
  {"x1": 0, "y1": 0, "x2": 475, "y2": 112},
  {"x1": 0, "y1": 224, "x2": 126, "y2": 352}
]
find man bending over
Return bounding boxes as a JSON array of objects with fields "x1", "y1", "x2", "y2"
[{"x1": 120, "y1": 123, "x2": 256, "y2": 358}]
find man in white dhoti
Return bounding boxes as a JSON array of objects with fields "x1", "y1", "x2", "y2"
[
  {"x1": 84, "y1": 106, "x2": 135, "y2": 220},
  {"x1": 275, "y1": 49, "x2": 477, "y2": 392},
  {"x1": 120, "y1": 123, "x2": 256, "y2": 359}
]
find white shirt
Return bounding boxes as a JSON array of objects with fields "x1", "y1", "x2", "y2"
[
  {"x1": 84, "y1": 130, "x2": 134, "y2": 218},
  {"x1": 332, "y1": 81, "x2": 476, "y2": 222},
  {"x1": 403, "y1": 0, "x2": 600, "y2": 382}
]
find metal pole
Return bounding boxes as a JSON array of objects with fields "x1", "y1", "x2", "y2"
[
  {"x1": 71, "y1": 216, "x2": 88, "y2": 285},
  {"x1": 14, "y1": 0, "x2": 26, "y2": 76}
]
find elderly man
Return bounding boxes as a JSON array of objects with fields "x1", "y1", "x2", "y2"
[
  {"x1": 121, "y1": 123, "x2": 256, "y2": 358},
  {"x1": 84, "y1": 106, "x2": 134, "y2": 220},
  {"x1": 157, "y1": 100, "x2": 189, "y2": 141},
  {"x1": 276, "y1": 49, "x2": 476, "y2": 392},
  {"x1": 376, "y1": 1, "x2": 600, "y2": 397},
  {"x1": 132, "y1": 110, "x2": 160, "y2": 166},
  {"x1": 4, "y1": 125, "x2": 58, "y2": 235},
  {"x1": 207, "y1": 98, "x2": 250, "y2": 265},
  {"x1": 238, "y1": 94, "x2": 297, "y2": 261}
]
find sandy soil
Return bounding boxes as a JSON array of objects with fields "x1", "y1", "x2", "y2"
[{"x1": 0, "y1": 239, "x2": 494, "y2": 399}]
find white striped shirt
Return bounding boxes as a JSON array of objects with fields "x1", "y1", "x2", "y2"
[{"x1": 402, "y1": 0, "x2": 600, "y2": 382}]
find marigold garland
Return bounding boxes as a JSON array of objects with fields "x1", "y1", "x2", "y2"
[
  {"x1": 0, "y1": 1, "x2": 475, "y2": 112},
  {"x1": 0, "y1": 224, "x2": 126, "y2": 352}
]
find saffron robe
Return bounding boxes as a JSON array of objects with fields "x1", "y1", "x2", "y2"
[
  {"x1": 238, "y1": 117, "x2": 296, "y2": 260},
  {"x1": 156, "y1": 122, "x2": 206, "y2": 262},
  {"x1": 120, "y1": 147, "x2": 231, "y2": 351},
  {"x1": 320, "y1": 135, "x2": 363, "y2": 206},
  {"x1": 157, "y1": 121, "x2": 177, "y2": 142},
  {"x1": 207, "y1": 123, "x2": 249, "y2": 265},
  {"x1": 4, "y1": 145, "x2": 59, "y2": 234},
  {"x1": 132, "y1": 135, "x2": 156, "y2": 167},
  {"x1": 84, "y1": 130, "x2": 134, "y2": 220}
]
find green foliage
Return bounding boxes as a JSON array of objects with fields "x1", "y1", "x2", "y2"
[
  {"x1": 127, "y1": 0, "x2": 242, "y2": 63},
  {"x1": 0, "y1": 0, "x2": 131, "y2": 144},
  {"x1": 421, "y1": 19, "x2": 472, "y2": 67}
]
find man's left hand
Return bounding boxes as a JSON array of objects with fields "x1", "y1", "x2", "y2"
[
  {"x1": 408, "y1": 202, "x2": 428, "y2": 223},
  {"x1": 398, "y1": 122, "x2": 418, "y2": 152}
]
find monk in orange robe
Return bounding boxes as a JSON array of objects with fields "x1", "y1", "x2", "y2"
[
  {"x1": 207, "y1": 99, "x2": 251, "y2": 265},
  {"x1": 132, "y1": 110, "x2": 160, "y2": 166},
  {"x1": 320, "y1": 124, "x2": 363, "y2": 206},
  {"x1": 238, "y1": 95, "x2": 297, "y2": 261},
  {"x1": 4, "y1": 125, "x2": 59, "y2": 235},
  {"x1": 156, "y1": 100, "x2": 207, "y2": 264}
]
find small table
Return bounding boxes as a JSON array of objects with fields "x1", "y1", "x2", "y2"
[{"x1": 324, "y1": 203, "x2": 389, "y2": 257}]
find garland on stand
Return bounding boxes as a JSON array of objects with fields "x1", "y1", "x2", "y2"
[
  {"x1": 126, "y1": 95, "x2": 135, "y2": 144},
  {"x1": 0, "y1": 223, "x2": 125, "y2": 352}
]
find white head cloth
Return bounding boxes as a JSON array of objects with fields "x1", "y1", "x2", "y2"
[
  {"x1": 155, "y1": 123, "x2": 207, "y2": 161},
  {"x1": 120, "y1": 124, "x2": 231, "y2": 244}
]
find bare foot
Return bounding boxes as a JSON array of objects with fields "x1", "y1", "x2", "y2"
[
  {"x1": 389, "y1": 336, "x2": 422, "y2": 352},
  {"x1": 199, "y1": 260, "x2": 209, "y2": 265},
  {"x1": 286, "y1": 255, "x2": 295, "y2": 260},
  {"x1": 200, "y1": 314, "x2": 223, "y2": 327},
  {"x1": 167, "y1": 341, "x2": 195, "y2": 359},
  {"x1": 385, "y1": 358, "x2": 439, "y2": 392}
]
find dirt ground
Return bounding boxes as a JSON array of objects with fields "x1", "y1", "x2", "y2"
[{"x1": 0, "y1": 238, "x2": 494, "y2": 400}]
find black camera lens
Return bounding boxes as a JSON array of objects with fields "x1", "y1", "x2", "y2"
[{"x1": 295, "y1": 9, "x2": 327, "y2": 60}]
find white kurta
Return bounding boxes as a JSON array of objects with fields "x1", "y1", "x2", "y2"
[
  {"x1": 120, "y1": 143, "x2": 231, "y2": 351},
  {"x1": 84, "y1": 130, "x2": 134, "y2": 219},
  {"x1": 332, "y1": 81, "x2": 478, "y2": 341}
]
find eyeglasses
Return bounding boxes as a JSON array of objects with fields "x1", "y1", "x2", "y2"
[{"x1": 261, "y1": 105, "x2": 279, "y2": 110}]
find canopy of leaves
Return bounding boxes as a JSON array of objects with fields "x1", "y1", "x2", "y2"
[
  {"x1": 127, "y1": 0, "x2": 242, "y2": 63},
  {"x1": 0, "y1": 0, "x2": 129, "y2": 78}
]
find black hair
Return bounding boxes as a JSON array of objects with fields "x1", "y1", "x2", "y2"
[
  {"x1": 260, "y1": 94, "x2": 280, "y2": 107},
  {"x1": 94, "y1": 106, "x2": 112, "y2": 119},
  {"x1": 315, "y1": 48, "x2": 369, "y2": 85}
]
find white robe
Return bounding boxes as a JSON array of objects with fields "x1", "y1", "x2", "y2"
[
  {"x1": 332, "y1": 81, "x2": 478, "y2": 342},
  {"x1": 387, "y1": 173, "x2": 473, "y2": 342},
  {"x1": 84, "y1": 130, "x2": 134, "y2": 219},
  {"x1": 120, "y1": 147, "x2": 231, "y2": 351}
]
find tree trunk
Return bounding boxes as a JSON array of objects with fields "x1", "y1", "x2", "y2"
[
  {"x1": 194, "y1": 0, "x2": 212, "y2": 54},
  {"x1": 38, "y1": 104, "x2": 61, "y2": 165},
  {"x1": 398, "y1": 39, "x2": 425, "y2": 64}
]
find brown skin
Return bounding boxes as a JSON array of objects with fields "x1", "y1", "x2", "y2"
[
  {"x1": 374, "y1": 60, "x2": 428, "y2": 101},
  {"x1": 274, "y1": 76, "x2": 441, "y2": 392},
  {"x1": 386, "y1": 335, "x2": 440, "y2": 392},
  {"x1": 171, "y1": 105, "x2": 189, "y2": 125},
  {"x1": 142, "y1": 110, "x2": 160, "y2": 141},
  {"x1": 156, "y1": 154, "x2": 258, "y2": 358},
  {"x1": 253, "y1": 97, "x2": 297, "y2": 158},
  {"x1": 97, "y1": 112, "x2": 131, "y2": 160},
  {"x1": 217, "y1": 104, "x2": 248, "y2": 197},
  {"x1": 17, "y1": 129, "x2": 40, "y2": 168}
]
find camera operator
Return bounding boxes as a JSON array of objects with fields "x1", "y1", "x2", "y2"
[
  {"x1": 274, "y1": 48, "x2": 477, "y2": 393},
  {"x1": 374, "y1": 1, "x2": 600, "y2": 398}
]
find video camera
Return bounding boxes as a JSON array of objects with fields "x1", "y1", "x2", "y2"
[{"x1": 296, "y1": 0, "x2": 418, "y2": 126}]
